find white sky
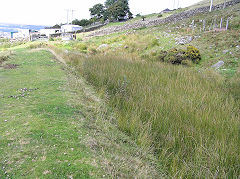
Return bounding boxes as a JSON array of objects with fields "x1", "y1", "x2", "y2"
[{"x1": 0, "y1": 0, "x2": 202, "y2": 25}]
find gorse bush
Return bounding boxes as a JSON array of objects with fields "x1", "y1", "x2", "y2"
[
  {"x1": 185, "y1": 45, "x2": 201, "y2": 63},
  {"x1": 157, "y1": 46, "x2": 201, "y2": 65},
  {"x1": 67, "y1": 52, "x2": 240, "y2": 178}
]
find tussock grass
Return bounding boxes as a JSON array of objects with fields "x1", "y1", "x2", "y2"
[
  {"x1": 66, "y1": 53, "x2": 240, "y2": 178},
  {"x1": 0, "y1": 51, "x2": 14, "y2": 65},
  {"x1": 47, "y1": 2, "x2": 240, "y2": 176},
  {"x1": 27, "y1": 42, "x2": 47, "y2": 49},
  {"x1": 0, "y1": 54, "x2": 9, "y2": 65},
  {"x1": 0, "y1": 41, "x2": 26, "y2": 49}
]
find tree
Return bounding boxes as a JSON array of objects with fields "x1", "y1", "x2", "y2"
[
  {"x1": 89, "y1": 3, "x2": 105, "y2": 19},
  {"x1": 72, "y1": 19, "x2": 91, "y2": 27},
  {"x1": 209, "y1": 0, "x2": 213, "y2": 12},
  {"x1": 104, "y1": 0, "x2": 132, "y2": 21},
  {"x1": 45, "y1": 24, "x2": 61, "y2": 29},
  {"x1": 105, "y1": 0, "x2": 118, "y2": 8}
]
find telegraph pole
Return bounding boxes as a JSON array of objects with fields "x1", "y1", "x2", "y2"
[
  {"x1": 65, "y1": 9, "x2": 76, "y2": 24},
  {"x1": 177, "y1": 0, "x2": 180, "y2": 9},
  {"x1": 210, "y1": 0, "x2": 213, "y2": 12},
  {"x1": 65, "y1": 9, "x2": 70, "y2": 24},
  {"x1": 71, "y1": 10, "x2": 76, "y2": 24}
]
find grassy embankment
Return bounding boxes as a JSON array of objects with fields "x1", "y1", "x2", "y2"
[
  {"x1": 48, "y1": 2, "x2": 240, "y2": 177},
  {"x1": 0, "y1": 39, "x2": 26, "y2": 50},
  {"x1": 0, "y1": 48, "x2": 158, "y2": 178},
  {"x1": 57, "y1": 49, "x2": 239, "y2": 178}
]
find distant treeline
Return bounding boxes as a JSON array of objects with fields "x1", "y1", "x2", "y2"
[{"x1": 48, "y1": 0, "x2": 133, "y2": 29}]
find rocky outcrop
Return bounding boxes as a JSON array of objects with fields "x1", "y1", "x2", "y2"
[{"x1": 88, "y1": 0, "x2": 240, "y2": 37}]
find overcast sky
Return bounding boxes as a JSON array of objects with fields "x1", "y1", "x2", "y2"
[{"x1": 0, "y1": 0, "x2": 202, "y2": 25}]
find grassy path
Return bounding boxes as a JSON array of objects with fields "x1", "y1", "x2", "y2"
[
  {"x1": 0, "y1": 49, "x2": 99, "y2": 178},
  {"x1": 0, "y1": 48, "x2": 158, "y2": 178}
]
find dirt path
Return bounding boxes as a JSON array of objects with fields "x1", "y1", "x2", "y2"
[{"x1": 30, "y1": 48, "x2": 66, "y2": 65}]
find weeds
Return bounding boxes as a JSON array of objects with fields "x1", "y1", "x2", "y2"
[
  {"x1": 67, "y1": 53, "x2": 240, "y2": 178},
  {"x1": 0, "y1": 54, "x2": 9, "y2": 65},
  {"x1": 46, "y1": 2, "x2": 240, "y2": 177},
  {"x1": 28, "y1": 42, "x2": 47, "y2": 49}
]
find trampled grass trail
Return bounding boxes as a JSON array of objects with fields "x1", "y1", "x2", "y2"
[{"x1": 0, "y1": 49, "x2": 158, "y2": 178}]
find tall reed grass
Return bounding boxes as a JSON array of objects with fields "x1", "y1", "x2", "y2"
[{"x1": 59, "y1": 49, "x2": 239, "y2": 177}]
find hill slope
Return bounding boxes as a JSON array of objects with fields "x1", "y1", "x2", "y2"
[{"x1": 1, "y1": 0, "x2": 240, "y2": 178}]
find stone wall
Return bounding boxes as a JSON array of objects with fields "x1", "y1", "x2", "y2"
[{"x1": 88, "y1": 0, "x2": 240, "y2": 37}]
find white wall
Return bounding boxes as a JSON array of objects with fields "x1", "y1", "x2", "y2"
[
  {"x1": 12, "y1": 29, "x2": 30, "y2": 38},
  {"x1": 40, "y1": 29, "x2": 61, "y2": 37},
  {"x1": 61, "y1": 25, "x2": 82, "y2": 32}
]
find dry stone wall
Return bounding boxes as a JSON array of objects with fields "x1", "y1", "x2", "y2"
[{"x1": 88, "y1": 0, "x2": 240, "y2": 37}]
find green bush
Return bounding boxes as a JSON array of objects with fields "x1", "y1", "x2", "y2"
[
  {"x1": 156, "y1": 50, "x2": 167, "y2": 61},
  {"x1": 163, "y1": 48, "x2": 180, "y2": 64},
  {"x1": 157, "y1": 14, "x2": 163, "y2": 18},
  {"x1": 184, "y1": 45, "x2": 201, "y2": 64},
  {"x1": 158, "y1": 46, "x2": 201, "y2": 65},
  {"x1": 75, "y1": 43, "x2": 88, "y2": 52}
]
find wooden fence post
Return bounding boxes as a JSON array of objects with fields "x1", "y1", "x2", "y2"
[
  {"x1": 220, "y1": 18, "x2": 223, "y2": 29},
  {"x1": 226, "y1": 18, "x2": 229, "y2": 30},
  {"x1": 203, "y1": 19, "x2": 206, "y2": 31}
]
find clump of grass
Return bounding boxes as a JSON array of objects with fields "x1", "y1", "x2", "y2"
[
  {"x1": 0, "y1": 41, "x2": 25, "y2": 49},
  {"x1": 49, "y1": 37, "x2": 54, "y2": 41},
  {"x1": 74, "y1": 43, "x2": 88, "y2": 53},
  {"x1": 69, "y1": 53, "x2": 240, "y2": 178},
  {"x1": 88, "y1": 47, "x2": 98, "y2": 55},
  {"x1": 0, "y1": 54, "x2": 9, "y2": 64},
  {"x1": 151, "y1": 38, "x2": 159, "y2": 47},
  {"x1": 28, "y1": 42, "x2": 47, "y2": 49}
]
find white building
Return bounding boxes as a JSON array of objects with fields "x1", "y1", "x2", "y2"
[
  {"x1": 40, "y1": 29, "x2": 61, "y2": 37},
  {"x1": 61, "y1": 24, "x2": 82, "y2": 33},
  {"x1": 12, "y1": 29, "x2": 30, "y2": 39}
]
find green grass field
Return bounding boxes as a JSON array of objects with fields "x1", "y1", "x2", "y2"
[
  {"x1": 0, "y1": 49, "x2": 99, "y2": 178},
  {"x1": 0, "y1": 49, "x2": 158, "y2": 178}
]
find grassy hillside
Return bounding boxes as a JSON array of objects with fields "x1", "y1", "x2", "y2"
[
  {"x1": 47, "y1": 44, "x2": 239, "y2": 177},
  {"x1": 189, "y1": 0, "x2": 232, "y2": 9},
  {"x1": 1, "y1": 0, "x2": 239, "y2": 178}
]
